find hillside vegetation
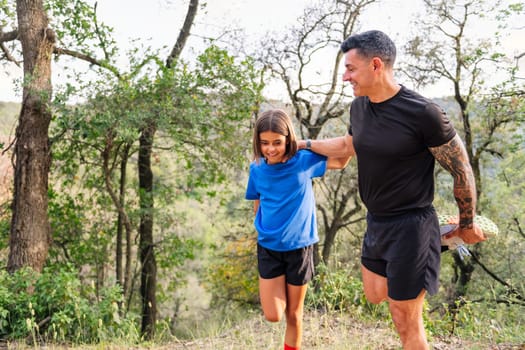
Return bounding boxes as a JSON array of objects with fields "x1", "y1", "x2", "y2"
[
  {"x1": 3, "y1": 311, "x2": 520, "y2": 350},
  {"x1": 0, "y1": 102, "x2": 17, "y2": 203},
  {"x1": 0, "y1": 102, "x2": 18, "y2": 135}
]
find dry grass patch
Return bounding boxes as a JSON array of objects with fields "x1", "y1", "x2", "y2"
[{"x1": 2, "y1": 311, "x2": 523, "y2": 350}]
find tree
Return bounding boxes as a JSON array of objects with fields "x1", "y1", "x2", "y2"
[
  {"x1": 252, "y1": 0, "x2": 376, "y2": 265},
  {"x1": 136, "y1": 0, "x2": 199, "y2": 337},
  {"x1": 0, "y1": 0, "x2": 119, "y2": 273},
  {"x1": 2, "y1": 0, "x2": 263, "y2": 339},
  {"x1": 5, "y1": 0, "x2": 55, "y2": 273},
  {"x1": 50, "y1": 45, "x2": 263, "y2": 336}
]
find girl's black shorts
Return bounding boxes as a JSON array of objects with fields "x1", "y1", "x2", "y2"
[
  {"x1": 361, "y1": 206, "x2": 441, "y2": 301},
  {"x1": 257, "y1": 243, "x2": 315, "y2": 286}
]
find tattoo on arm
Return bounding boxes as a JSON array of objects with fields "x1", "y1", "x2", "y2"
[{"x1": 429, "y1": 134, "x2": 476, "y2": 228}]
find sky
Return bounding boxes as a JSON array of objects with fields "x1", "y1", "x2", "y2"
[{"x1": 0, "y1": 0, "x2": 523, "y2": 102}]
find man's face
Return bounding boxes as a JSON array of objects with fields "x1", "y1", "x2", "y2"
[{"x1": 342, "y1": 49, "x2": 375, "y2": 97}]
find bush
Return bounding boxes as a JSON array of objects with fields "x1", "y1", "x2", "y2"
[
  {"x1": 305, "y1": 263, "x2": 389, "y2": 319},
  {"x1": 205, "y1": 235, "x2": 259, "y2": 308},
  {"x1": 0, "y1": 265, "x2": 139, "y2": 344}
]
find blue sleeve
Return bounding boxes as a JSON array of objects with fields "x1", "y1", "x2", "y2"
[
  {"x1": 245, "y1": 163, "x2": 259, "y2": 200},
  {"x1": 300, "y1": 150, "x2": 327, "y2": 178}
]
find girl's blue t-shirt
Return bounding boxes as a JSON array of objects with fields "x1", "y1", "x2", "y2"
[{"x1": 245, "y1": 150, "x2": 327, "y2": 251}]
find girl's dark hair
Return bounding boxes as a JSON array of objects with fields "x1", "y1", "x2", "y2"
[{"x1": 252, "y1": 109, "x2": 298, "y2": 163}]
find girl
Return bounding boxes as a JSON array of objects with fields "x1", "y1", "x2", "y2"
[{"x1": 245, "y1": 109, "x2": 350, "y2": 350}]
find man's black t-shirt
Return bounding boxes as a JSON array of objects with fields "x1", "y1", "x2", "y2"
[{"x1": 349, "y1": 85, "x2": 456, "y2": 216}]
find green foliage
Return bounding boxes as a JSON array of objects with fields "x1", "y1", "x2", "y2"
[
  {"x1": 0, "y1": 218, "x2": 8, "y2": 252},
  {"x1": 0, "y1": 200, "x2": 9, "y2": 252},
  {"x1": 205, "y1": 235, "x2": 259, "y2": 308},
  {"x1": 0, "y1": 0, "x2": 16, "y2": 28},
  {"x1": 0, "y1": 101, "x2": 19, "y2": 134},
  {"x1": 156, "y1": 234, "x2": 202, "y2": 305},
  {"x1": 47, "y1": 187, "x2": 115, "y2": 273},
  {"x1": 305, "y1": 263, "x2": 389, "y2": 319},
  {"x1": 425, "y1": 299, "x2": 525, "y2": 344},
  {"x1": 0, "y1": 266, "x2": 139, "y2": 343},
  {"x1": 45, "y1": 0, "x2": 118, "y2": 63},
  {"x1": 157, "y1": 45, "x2": 263, "y2": 193},
  {"x1": 45, "y1": 33, "x2": 263, "y2": 338},
  {"x1": 51, "y1": 44, "x2": 263, "y2": 198}
]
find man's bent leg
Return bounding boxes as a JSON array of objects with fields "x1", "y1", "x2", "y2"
[
  {"x1": 388, "y1": 289, "x2": 429, "y2": 350},
  {"x1": 361, "y1": 264, "x2": 388, "y2": 304}
]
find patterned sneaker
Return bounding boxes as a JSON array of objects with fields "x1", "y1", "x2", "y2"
[{"x1": 438, "y1": 214, "x2": 499, "y2": 259}]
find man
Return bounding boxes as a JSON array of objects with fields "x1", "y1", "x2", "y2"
[{"x1": 299, "y1": 30, "x2": 481, "y2": 349}]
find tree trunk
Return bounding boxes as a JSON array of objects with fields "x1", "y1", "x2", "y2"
[
  {"x1": 135, "y1": 0, "x2": 199, "y2": 337},
  {"x1": 123, "y1": 145, "x2": 133, "y2": 305},
  {"x1": 321, "y1": 226, "x2": 338, "y2": 264},
  {"x1": 138, "y1": 125, "x2": 157, "y2": 339},
  {"x1": 116, "y1": 144, "x2": 132, "y2": 307},
  {"x1": 450, "y1": 98, "x2": 480, "y2": 308},
  {"x1": 166, "y1": 0, "x2": 199, "y2": 68},
  {"x1": 8, "y1": 0, "x2": 55, "y2": 273},
  {"x1": 116, "y1": 155, "x2": 125, "y2": 286}
]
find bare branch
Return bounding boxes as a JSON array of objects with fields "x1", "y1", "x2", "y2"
[
  {"x1": 93, "y1": 2, "x2": 111, "y2": 61},
  {"x1": 53, "y1": 46, "x2": 120, "y2": 78},
  {"x1": 1, "y1": 42, "x2": 20, "y2": 66},
  {"x1": 166, "y1": 0, "x2": 199, "y2": 68},
  {"x1": 0, "y1": 29, "x2": 18, "y2": 43},
  {"x1": 513, "y1": 217, "x2": 525, "y2": 239},
  {"x1": 470, "y1": 252, "x2": 525, "y2": 303},
  {"x1": 0, "y1": 29, "x2": 20, "y2": 65}
]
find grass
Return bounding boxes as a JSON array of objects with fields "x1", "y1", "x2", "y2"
[
  {"x1": 3, "y1": 310, "x2": 523, "y2": 350},
  {"x1": 160, "y1": 311, "x2": 521, "y2": 350}
]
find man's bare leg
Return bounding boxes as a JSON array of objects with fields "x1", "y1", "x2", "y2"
[{"x1": 361, "y1": 265, "x2": 429, "y2": 350}]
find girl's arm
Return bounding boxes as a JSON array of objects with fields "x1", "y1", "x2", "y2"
[{"x1": 253, "y1": 200, "x2": 260, "y2": 215}]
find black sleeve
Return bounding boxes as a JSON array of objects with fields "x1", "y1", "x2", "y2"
[{"x1": 422, "y1": 103, "x2": 456, "y2": 147}]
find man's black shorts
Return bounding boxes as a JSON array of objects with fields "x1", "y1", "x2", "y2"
[
  {"x1": 361, "y1": 206, "x2": 441, "y2": 301},
  {"x1": 257, "y1": 243, "x2": 314, "y2": 286}
]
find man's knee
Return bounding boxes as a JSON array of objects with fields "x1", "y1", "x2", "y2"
[
  {"x1": 365, "y1": 291, "x2": 387, "y2": 304},
  {"x1": 361, "y1": 265, "x2": 388, "y2": 304},
  {"x1": 388, "y1": 291, "x2": 426, "y2": 330},
  {"x1": 389, "y1": 304, "x2": 410, "y2": 329}
]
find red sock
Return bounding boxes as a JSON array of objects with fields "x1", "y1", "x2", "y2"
[{"x1": 284, "y1": 344, "x2": 298, "y2": 350}]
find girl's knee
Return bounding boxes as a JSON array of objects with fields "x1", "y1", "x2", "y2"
[
  {"x1": 285, "y1": 308, "x2": 303, "y2": 326},
  {"x1": 263, "y1": 309, "x2": 284, "y2": 323}
]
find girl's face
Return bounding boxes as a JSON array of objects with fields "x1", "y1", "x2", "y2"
[{"x1": 259, "y1": 130, "x2": 288, "y2": 164}]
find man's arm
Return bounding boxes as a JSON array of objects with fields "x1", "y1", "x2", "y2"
[
  {"x1": 429, "y1": 134, "x2": 476, "y2": 229},
  {"x1": 299, "y1": 134, "x2": 354, "y2": 169},
  {"x1": 326, "y1": 154, "x2": 352, "y2": 169},
  {"x1": 298, "y1": 134, "x2": 356, "y2": 159}
]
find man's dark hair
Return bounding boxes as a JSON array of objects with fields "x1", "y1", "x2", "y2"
[{"x1": 340, "y1": 30, "x2": 397, "y2": 67}]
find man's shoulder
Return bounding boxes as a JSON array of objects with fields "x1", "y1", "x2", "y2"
[
  {"x1": 398, "y1": 85, "x2": 434, "y2": 104},
  {"x1": 351, "y1": 95, "x2": 369, "y2": 105},
  {"x1": 350, "y1": 96, "x2": 369, "y2": 114}
]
